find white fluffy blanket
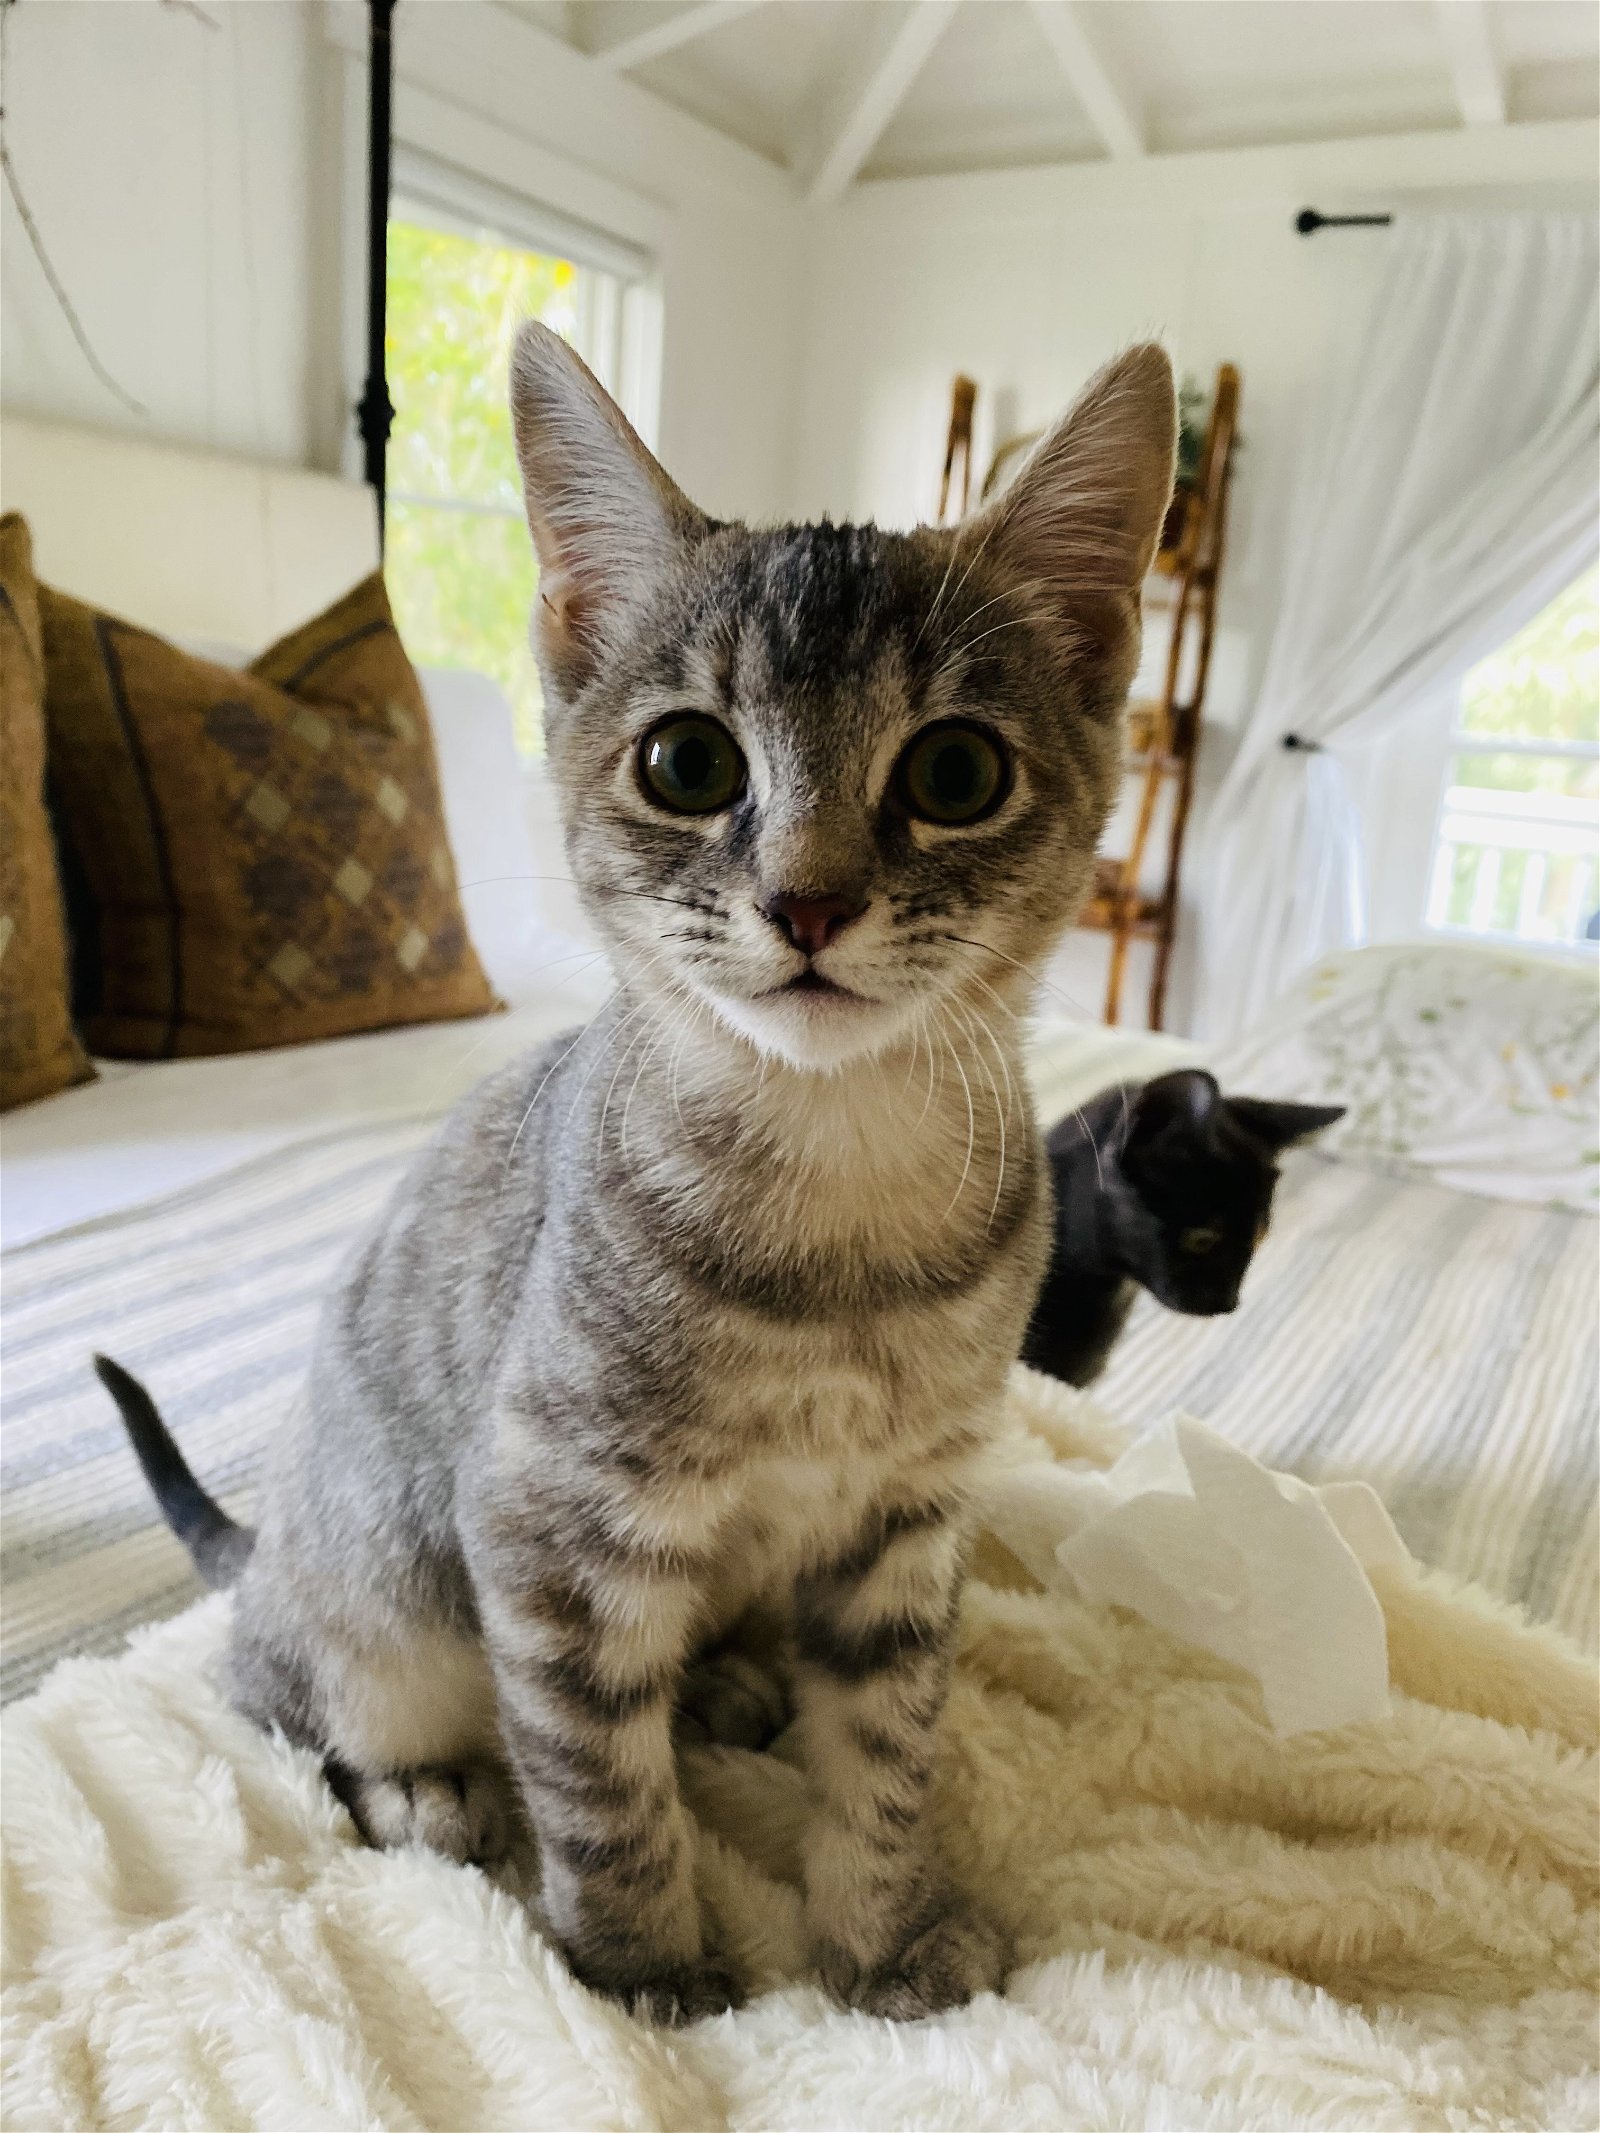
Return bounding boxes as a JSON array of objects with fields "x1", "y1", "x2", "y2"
[{"x1": 4, "y1": 1378, "x2": 1596, "y2": 2133}]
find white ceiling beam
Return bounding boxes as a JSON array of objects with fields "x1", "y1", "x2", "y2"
[
  {"x1": 1432, "y1": 0, "x2": 1506, "y2": 126},
  {"x1": 1026, "y1": 0, "x2": 1145, "y2": 160},
  {"x1": 804, "y1": 0, "x2": 962, "y2": 207},
  {"x1": 583, "y1": 0, "x2": 768, "y2": 74}
]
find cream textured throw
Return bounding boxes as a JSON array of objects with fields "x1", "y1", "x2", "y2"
[{"x1": 4, "y1": 1376, "x2": 1596, "y2": 2133}]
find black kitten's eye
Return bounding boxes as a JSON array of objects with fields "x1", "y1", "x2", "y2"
[
  {"x1": 1181, "y1": 1226, "x2": 1222, "y2": 1255},
  {"x1": 898, "y1": 722, "x2": 1008, "y2": 825},
  {"x1": 639, "y1": 716, "x2": 746, "y2": 815}
]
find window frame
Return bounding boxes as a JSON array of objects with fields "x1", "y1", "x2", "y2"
[
  {"x1": 386, "y1": 151, "x2": 652, "y2": 528},
  {"x1": 384, "y1": 195, "x2": 624, "y2": 538},
  {"x1": 1420, "y1": 597, "x2": 1600, "y2": 957},
  {"x1": 389, "y1": 147, "x2": 654, "y2": 413},
  {"x1": 377, "y1": 151, "x2": 660, "y2": 752}
]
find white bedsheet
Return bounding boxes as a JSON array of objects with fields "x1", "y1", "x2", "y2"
[
  {"x1": 0, "y1": 961, "x2": 613, "y2": 1254},
  {"x1": 0, "y1": 982, "x2": 1188, "y2": 1256}
]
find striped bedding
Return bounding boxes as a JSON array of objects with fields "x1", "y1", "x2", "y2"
[
  {"x1": 2, "y1": 1032, "x2": 1594, "y2": 1707},
  {"x1": 1096, "y1": 1157, "x2": 1598, "y2": 1654}
]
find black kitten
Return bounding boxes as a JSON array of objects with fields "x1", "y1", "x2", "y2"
[{"x1": 1020, "y1": 1069, "x2": 1344, "y2": 1387}]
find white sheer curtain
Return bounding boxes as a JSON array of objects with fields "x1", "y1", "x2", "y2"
[{"x1": 1199, "y1": 211, "x2": 1599, "y2": 1040}]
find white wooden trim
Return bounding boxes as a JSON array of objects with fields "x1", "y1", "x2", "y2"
[
  {"x1": 585, "y1": 0, "x2": 769, "y2": 74},
  {"x1": 391, "y1": 143, "x2": 655, "y2": 280},
  {"x1": 816, "y1": 116, "x2": 1595, "y2": 225},
  {"x1": 319, "y1": 0, "x2": 793, "y2": 206},
  {"x1": 1433, "y1": 0, "x2": 1506, "y2": 128},
  {"x1": 381, "y1": 86, "x2": 667, "y2": 446},
  {"x1": 329, "y1": 40, "x2": 668, "y2": 483},
  {"x1": 804, "y1": 0, "x2": 961, "y2": 207},
  {"x1": 387, "y1": 492, "x2": 521, "y2": 520},
  {"x1": 389, "y1": 81, "x2": 670, "y2": 260},
  {"x1": 1445, "y1": 735, "x2": 1600, "y2": 762},
  {"x1": 1026, "y1": 1, "x2": 1144, "y2": 161}
]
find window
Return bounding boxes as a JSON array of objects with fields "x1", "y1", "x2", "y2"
[
  {"x1": 1425, "y1": 574, "x2": 1599, "y2": 949},
  {"x1": 383, "y1": 169, "x2": 649, "y2": 752}
]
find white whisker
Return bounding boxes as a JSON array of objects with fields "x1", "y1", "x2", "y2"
[
  {"x1": 938, "y1": 610, "x2": 1036, "y2": 673},
  {"x1": 432, "y1": 949, "x2": 609, "y2": 1111},
  {"x1": 668, "y1": 1000, "x2": 704, "y2": 1135},
  {"x1": 909, "y1": 527, "x2": 966, "y2": 658},
  {"x1": 501, "y1": 1024, "x2": 591, "y2": 1185},
  {"x1": 949, "y1": 998, "x2": 1009, "y2": 1234},
  {"x1": 919, "y1": 509, "x2": 1010, "y2": 654},
  {"x1": 937, "y1": 1012, "x2": 978, "y2": 1226},
  {"x1": 901, "y1": 1014, "x2": 926, "y2": 1100},
  {"x1": 913, "y1": 1011, "x2": 940, "y2": 1126},
  {"x1": 620, "y1": 1001, "x2": 690, "y2": 1162},
  {"x1": 597, "y1": 1004, "x2": 666, "y2": 1157},
  {"x1": 559, "y1": 993, "x2": 656, "y2": 1140},
  {"x1": 940, "y1": 930, "x2": 1099, "y2": 1024}
]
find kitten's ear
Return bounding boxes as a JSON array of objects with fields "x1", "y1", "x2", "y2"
[
  {"x1": 1121, "y1": 1069, "x2": 1219, "y2": 1160},
  {"x1": 510, "y1": 321, "x2": 708, "y2": 692},
  {"x1": 965, "y1": 343, "x2": 1177, "y2": 658},
  {"x1": 1228, "y1": 1097, "x2": 1346, "y2": 1151}
]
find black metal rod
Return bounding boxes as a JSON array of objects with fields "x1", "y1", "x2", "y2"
[
  {"x1": 357, "y1": 0, "x2": 397, "y2": 544},
  {"x1": 1296, "y1": 208, "x2": 1394, "y2": 237}
]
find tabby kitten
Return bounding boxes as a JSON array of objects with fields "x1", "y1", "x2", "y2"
[
  {"x1": 1020, "y1": 1069, "x2": 1344, "y2": 1386},
  {"x1": 97, "y1": 324, "x2": 1176, "y2": 2024}
]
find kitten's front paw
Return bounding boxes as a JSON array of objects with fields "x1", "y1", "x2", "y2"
[
  {"x1": 332, "y1": 1760, "x2": 515, "y2": 1866},
  {"x1": 567, "y1": 1947, "x2": 745, "y2": 2026},
  {"x1": 822, "y1": 1891, "x2": 1008, "y2": 2020}
]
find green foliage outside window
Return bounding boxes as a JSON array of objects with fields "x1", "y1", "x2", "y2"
[
  {"x1": 1433, "y1": 574, "x2": 1599, "y2": 943},
  {"x1": 1456, "y1": 574, "x2": 1599, "y2": 785},
  {"x1": 384, "y1": 217, "x2": 582, "y2": 751}
]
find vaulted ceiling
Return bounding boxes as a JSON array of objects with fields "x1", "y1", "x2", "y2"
[{"x1": 501, "y1": 0, "x2": 1598, "y2": 198}]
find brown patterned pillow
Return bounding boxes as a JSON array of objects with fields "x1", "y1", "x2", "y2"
[
  {"x1": 0, "y1": 515, "x2": 95, "y2": 1109},
  {"x1": 39, "y1": 572, "x2": 498, "y2": 1058}
]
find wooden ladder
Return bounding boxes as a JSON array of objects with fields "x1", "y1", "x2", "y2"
[{"x1": 1079, "y1": 362, "x2": 1241, "y2": 1029}]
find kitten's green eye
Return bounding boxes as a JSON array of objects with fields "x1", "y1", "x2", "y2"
[
  {"x1": 899, "y1": 722, "x2": 1008, "y2": 825},
  {"x1": 1181, "y1": 1226, "x2": 1222, "y2": 1255},
  {"x1": 639, "y1": 716, "x2": 746, "y2": 815}
]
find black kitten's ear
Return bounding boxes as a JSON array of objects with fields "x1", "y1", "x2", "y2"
[
  {"x1": 962, "y1": 343, "x2": 1177, "y2": 680},
  {"x1": 510, "y1": 321, "x2": 709, "y2": 694},
  {"x1": 1123, "y1": 1068, "x2": 1220, "y2": 1152},
  {"x1": 1228, "y1": 1096, "x2": 1346, "y2": 1151}
]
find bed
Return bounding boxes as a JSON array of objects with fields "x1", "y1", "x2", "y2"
[
  {"x1": 2, "y1": 419, "x2": 1595, "y2": 1690},
  {"x1": 4, "y1": 969, "x2": 1595, "y2": 1703},
  {"x1": 3, "y1": 423, "x2": 1596, "y2": 2131}
]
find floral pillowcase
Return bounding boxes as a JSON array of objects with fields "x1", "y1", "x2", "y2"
[{"x1": 1212, "y1": 942, "x2": 1598, "y2": 1213}]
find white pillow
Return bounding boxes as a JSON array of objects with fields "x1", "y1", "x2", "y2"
[
  {"x1": 520, "y1": 753, "x2": 604, "y2": 958},
  {"x1": 1212, "y1": 942, "x2": 1598, "y2": 1211},
  {"x1": 419, "y1": 667, "x2": 573, "y2": 1005}
]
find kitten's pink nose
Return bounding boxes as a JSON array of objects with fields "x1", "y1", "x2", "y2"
[{"x1": 762, "y1": 890, "x2": 866, "y2": 957}]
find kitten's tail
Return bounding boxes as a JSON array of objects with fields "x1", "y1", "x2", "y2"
[{"x1": 92, "y1": 1354, "x2": 255, "y2": 1590}]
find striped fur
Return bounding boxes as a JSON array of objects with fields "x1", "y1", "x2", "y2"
[{"x1": 71, "y1": 334, "x2": 1178, "y2": 2023}]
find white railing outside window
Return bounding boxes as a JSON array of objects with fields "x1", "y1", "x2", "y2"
[{"x1": 1425, "y1": 576, "x2": 1599, "y2": 950}]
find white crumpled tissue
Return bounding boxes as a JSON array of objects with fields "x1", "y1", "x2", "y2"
[{"x1": 980, "y1": 1411, "x2": 1412, "y2": 1737}]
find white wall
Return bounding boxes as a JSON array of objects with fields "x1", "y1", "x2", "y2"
[
  {"x1": 1, "y1": 0, "x2": 331, "y2": 467},
  {"x1": 0, "y1": 0, "x2": 803, "y2": 523},
  {"x1": 787, "y1": 120, "x2": 1599, "y2": 1030}
]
